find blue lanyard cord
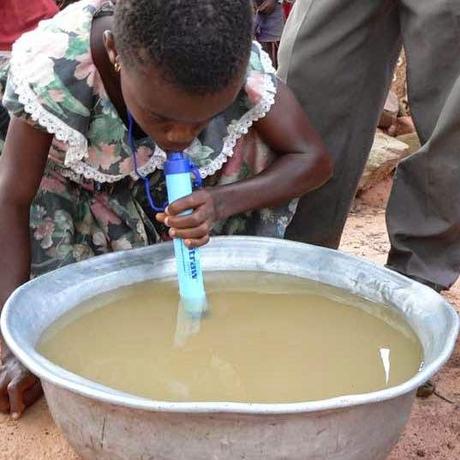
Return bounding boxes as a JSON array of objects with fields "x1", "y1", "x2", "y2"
[
  {"x1": 191, "y1": 165, "x2": 203, "y2": 188},
  {"x1": 127, "y1": 112, "x2": 166, "y2": 213}
]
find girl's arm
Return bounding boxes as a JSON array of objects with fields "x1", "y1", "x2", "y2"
[
  {"x1": 213, "y1": 80, "x2": 332, "y2": 214},
  {"x1": 157, "y1": 81, "x2": 333, "y2": 247},
  {"x1": 0, "y1": 116, "x2": 52, "y2": 418},
  {"x1": 0, "y1": 117, "x2": 51, "y2": 306}
]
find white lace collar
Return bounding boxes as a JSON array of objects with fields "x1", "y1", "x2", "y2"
[{"x1": 8, "y1": 38, "x2": 276, "y2": 183}]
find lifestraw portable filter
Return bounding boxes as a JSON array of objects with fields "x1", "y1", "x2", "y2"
[{"x1": 164, "y1": 153, "x2": 208, "y2": 318}]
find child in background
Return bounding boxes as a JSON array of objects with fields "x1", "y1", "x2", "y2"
[
  {"x1": 253, "y1": 0, "x2": 285, "y2": 67},
  {"x1": 0, "y1": 0, "x2": 59, "y2": 139},
  {"x1": 0, "y1": 0, "x2": 58, "y2": 52},
  {"x1": 0, "y1": 0, "x2": 332, "y2": 418}
]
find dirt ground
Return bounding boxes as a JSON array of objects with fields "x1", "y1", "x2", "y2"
[{"x1": 1, "y1": 200, "x2": 459, "y2": 459}]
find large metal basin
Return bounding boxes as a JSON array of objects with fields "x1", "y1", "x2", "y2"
[{"x1": 1, "y1": 237, "x2": 458, "y2": 460}]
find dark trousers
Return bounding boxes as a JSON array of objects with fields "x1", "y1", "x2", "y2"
[{"x1": 278, "y1": 0, "x2": 460, "y2": 289}]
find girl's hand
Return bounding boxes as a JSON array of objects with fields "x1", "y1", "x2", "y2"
[
  {"x1": 156, "y1": 189, "x2": 221, "y2": 248},
  {"x1": 0, "y1": 344, "x2": 43, "y2": 418}
]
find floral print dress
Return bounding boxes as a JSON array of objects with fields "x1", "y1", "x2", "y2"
[{"x1": 0, "y1": 0, "x2": 298, "y2": 277}]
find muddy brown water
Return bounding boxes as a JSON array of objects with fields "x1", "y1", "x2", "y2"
[{"x1": 38, "y1": 272, "x2": 422, "y2": 403}]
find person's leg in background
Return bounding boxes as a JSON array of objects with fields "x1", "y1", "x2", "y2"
[
  {"x1": 386, "y1": 1, "x2": 460, "y2": 290},
  {"x1": 278, "y1": 0, "x2": 402, "y2": 248}
]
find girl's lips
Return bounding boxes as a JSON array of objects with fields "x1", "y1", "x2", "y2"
[{"x1": 159, "y1": 143, "x2": 192, "y2": 153}]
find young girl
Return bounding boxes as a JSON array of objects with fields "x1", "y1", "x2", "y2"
[{"x1": 0, "y1": 0, "x2": 331, "y2": 418}]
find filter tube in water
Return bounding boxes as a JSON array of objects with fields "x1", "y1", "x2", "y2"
[{"x1": 164, "y1": 152, "x2": 208, "y2": 319}]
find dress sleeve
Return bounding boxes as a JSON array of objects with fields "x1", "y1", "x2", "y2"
[
  {"x1": 240, "y1": 40, "x2": 278, "y2": 123},
  {"x1": 1, "y1": 2, "x2": 102, "y2": 161}
]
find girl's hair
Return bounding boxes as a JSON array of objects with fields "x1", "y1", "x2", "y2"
[{"x1": 113, "y1": 0, "x2": 253, "y2": 94}]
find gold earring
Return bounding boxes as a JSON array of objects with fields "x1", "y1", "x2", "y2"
[{"x1": 114, "y1": 60, "x2": 121, "y2": 72}]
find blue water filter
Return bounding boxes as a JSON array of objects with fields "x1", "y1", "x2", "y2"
[{"x1": 164, "y1": 152, "x2": 207, "y2": 317}]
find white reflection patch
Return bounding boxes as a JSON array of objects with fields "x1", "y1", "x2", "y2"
[{"x1": 380, "y1": 348, "x2": 391, "y2": 384}]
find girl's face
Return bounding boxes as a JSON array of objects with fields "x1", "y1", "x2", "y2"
[{"x1": 120, "y1": 62, "x2": 245, "y2": 153}]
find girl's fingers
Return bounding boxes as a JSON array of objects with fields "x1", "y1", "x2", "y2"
[
  {"x1": 0, "y1": 373, "x2": 10, "y2": 413},
  {"x1": 169, "y1": 222, "x2": 210, "y2": 240},
  {"x1": 155, "y1": 212, "x2": 167, "y2": 223},
  {"x1": 184, "y1": 235, "x2": 210, "y2": 248},
  {"x1": 168, "y1": 190, "x2": 209, "y2": 216},
  {"x1": 7, "y1": 373, "x2": 37, "y2": 419},
  {"x1": 165, "y1": 208, "x2": 208, "y2": 229}
]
